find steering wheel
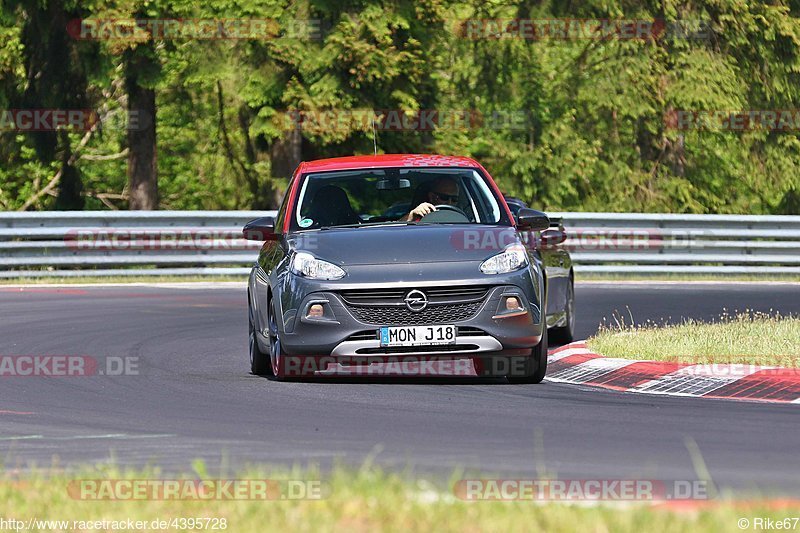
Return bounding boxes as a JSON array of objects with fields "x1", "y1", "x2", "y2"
[
  {"x1": 433, "y1": 204, "x2": 468, "y2": 217},
  {"x1": 420, "y1": 204, "x2": 470, "y2": 223}
]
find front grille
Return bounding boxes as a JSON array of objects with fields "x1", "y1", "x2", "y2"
[
  {"x1": 347, "y1": 330, "x2": 379, "y2": 341},
  {"x1": 340, "y1": 286, "x2": 490, "y2": 305},
  {"x1": 457, "y1": 326, "x2": 486, "y2": 337},
  {"x1": 345, "y1": 300, "x2": 483, "y2": 325},
  {"x1": 338, "y1": 285, "x2": 492, "y2": 326}
]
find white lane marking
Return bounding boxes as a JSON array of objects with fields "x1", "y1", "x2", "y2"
[
  {"x1": 632, "y1": 376, "x2": 743, "y2": 396},
  {"x1": 0, "y1": 282, "x2": 246, "y2": 290},
  {"x1": 546, "y1": 351, "x2": 800, "y2": 403},
  {"x1": 632, "y1": 364, "x2": 768, "y2": 396},
  {"x1": 549, "y1": 360, "x2": 800, "y2": 404},
  {"x1": 547, "y1": 357, "x2": 638, "y2": 384},
  {"x1": 670, "y1": 364, "x2": 775, "y2": 377},
  {"x1": 64, "y1": 433, "x2": 129, "y2": 439},
  {"x1": 0, "y1": 433, "x2": 175, "y2": 441},
  {"x1": 55, "y1": 433, "x2": 177, "y2": 440}
]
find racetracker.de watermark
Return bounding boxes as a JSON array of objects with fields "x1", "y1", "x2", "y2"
[
  {"x1": 557, "y1": 229, "x2": 715, "y2": 251},
  {"x1": 0, "y1": 109, "x2": 98, "y2": 132},
  {"x1": 450, "y1": 228, "x2": 716, "y2": 252},
  {"x1": 276, "y1": 109, "x2": 530, "y2": 132},
  {"x1": 65, "y1": 229, "x2": 263, "y2": 251},
  {"x1": 68, "y1": 18, "x2": 323, "y2": 41},
  {"x1": 673, "y1": 361, "x2": 800, "y2": 377},
  {"x1": 277, "y1": 355, "x2": 478, "y2": 377},
  {"x1": 665, "y1": 110, "x2": 800, "y2": 132},
  {"x1": 67, "y1": 479, "x2": 325, "y2": 500},
  {"x1": 0, "y1": 109, "x2": 149, "y2": 132},
  {"x1": 454, "y1": 18, "x2": 710, "y2": 40},
  {"x1": 453, "y1": 479, "x2": 710, "y2": 501},
  {"x1": 0, "y1": 356, "x2": 139, "y2": 377},
  {"x1": 0, "y1": 518, "x2": 228, "y2": 531}
]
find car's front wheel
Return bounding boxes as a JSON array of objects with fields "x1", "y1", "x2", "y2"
[
  {"x1": 249, "y1": 294, "x2": 272, "y2": 376},
  {"x1": 507, "y1": 326, "x2": 548, "y2": 384},
  {"x1": 476, "y1": 327, "x2": 548, "y2": 384},
  {"x1": 267, "y1": 298, "x2": 285, "y2": 379},
  {"x1": 549, "y1": 275, "x2": 575, "y2": 345}
]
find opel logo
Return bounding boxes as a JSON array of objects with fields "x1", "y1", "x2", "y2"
[{"x1": 404, "y1": 290, "x2": 428, "y2": 312}]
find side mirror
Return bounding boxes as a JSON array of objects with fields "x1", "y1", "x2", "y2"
[
  {"x1": 243, "y1": 216, "x2": 278, "y2": 241},
  {"x1": 515, "y1": 208, "x2": 550, "y2": 232},
  {"x1": 540, "y1": 228, "x2": 567, "y2": 247}
]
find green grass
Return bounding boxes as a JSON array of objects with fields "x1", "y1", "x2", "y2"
[
  {"x1": 577, "y1": 272, "x2": 800, "y2": 283},
  {"x1": 2, "y1": 464, "x2": 798, "y2": 532},
  {"x1": 588, "y1": 311, "x2": 800, "y2": 367}
]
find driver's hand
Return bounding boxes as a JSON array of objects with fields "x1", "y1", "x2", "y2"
[{"x1": 406, "y1": 202, "x2": 436, "y2": 221}]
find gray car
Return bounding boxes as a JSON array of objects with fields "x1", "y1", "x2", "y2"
[{"x1": 244, "y1": 154, "x2": 574, "y2": 381}]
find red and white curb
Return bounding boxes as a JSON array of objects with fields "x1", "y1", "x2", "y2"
[{"x1": 546, "y1": 342, "x2": 800, "y2": 404}]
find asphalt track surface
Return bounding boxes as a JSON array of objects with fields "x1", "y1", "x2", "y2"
[{"x1": 1, "y1": 282, "x2": 798, "y2": 495}]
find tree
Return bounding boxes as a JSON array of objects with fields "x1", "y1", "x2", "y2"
[
  {"x1": 124, "y1": 41, "x2": 159, "y2": 209},
  {"x1": 2, "y1": 0, "x2": 103, "y2": 210},
  {"x1": 2, "y1": 0, "x2": 799, "y2": 214}
]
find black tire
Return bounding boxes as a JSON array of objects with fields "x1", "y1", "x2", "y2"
[
  {"x1": 267, "y1": 298, "x2": 289, "y2": 380},
  {"x1": 549, "y1": 276, "x2": 575, "y2": 345},
  {"x1": 476, "y1": 327, "x2": 548, "y2": 383},
  {"x1": 507, "y1": 326, "x2": 548, "y2": 384},
  {"x1": 249, "y1": 294, "x2": 272, "y2": 376}
]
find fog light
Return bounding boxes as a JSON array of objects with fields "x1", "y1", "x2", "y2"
[
  {"x1": 308, "y1": 304, "x2": 324, "y2": 318},
  {"x1": 492, "y1": 295, "x2": 527, "y2": 319},
  {"x1": 505, "y1": 296, "x2": 522, "y2": 311}
]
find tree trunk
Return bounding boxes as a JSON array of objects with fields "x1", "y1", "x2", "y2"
[
  {"x1": 269, "y1": 127, "x2": 302, "y2": 206},
  {"x1": 125, "y1": 53, "x2": 158, "y2": 210},
  {"x1": 54, "y1": 131, "x2": 84, "y2": 210},
  {"x1": 18, "y1": 0, "x2": 90, "y2": 209}
]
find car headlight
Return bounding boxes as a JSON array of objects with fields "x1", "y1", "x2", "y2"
[
  {"x1": 480, "y1": 244, "x2": 529, "y2": 274},
  {"x1": 291, "y1": 252, "x2": 346, "y2": 280}
]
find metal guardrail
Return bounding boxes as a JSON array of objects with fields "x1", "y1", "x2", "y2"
[
  {"x1": 549, "y1": 212, "x2": 800, "y2": 275},
  {"x1": 1, "y1": 211, "x2": 799, "y2": 277}
]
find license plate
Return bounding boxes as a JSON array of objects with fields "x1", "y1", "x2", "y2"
[{"x1": 379, "y1": 325, "x2": 457, "y2": 347}]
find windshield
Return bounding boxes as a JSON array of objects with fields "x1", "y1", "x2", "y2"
[{"x1": 292, "y1": 167, "x2": 506, "y2": 230}]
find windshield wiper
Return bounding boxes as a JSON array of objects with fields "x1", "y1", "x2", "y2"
[
  {"x1": 339, "y1": 221, "x2": 417, "y2": 228},
  {"x1": 313, "y1": 221, "x2": 435, "y2": 230}
]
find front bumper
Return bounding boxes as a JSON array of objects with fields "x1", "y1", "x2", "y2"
[{"x1": 271, "y1": 262, "x2": 544, "y2": 357}]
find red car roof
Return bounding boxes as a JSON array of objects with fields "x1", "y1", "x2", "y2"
[{"x1": 298, "y1": 154, "x2": 482, "y2": 173}]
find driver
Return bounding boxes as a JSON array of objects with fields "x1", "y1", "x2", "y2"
[{"x1": 404, "y1": 177, "x2": 460, "y2": 221}]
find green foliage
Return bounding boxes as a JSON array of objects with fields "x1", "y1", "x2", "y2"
[{"x1": 1, "y1": 0, "x2": 799, "y2": 212}]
